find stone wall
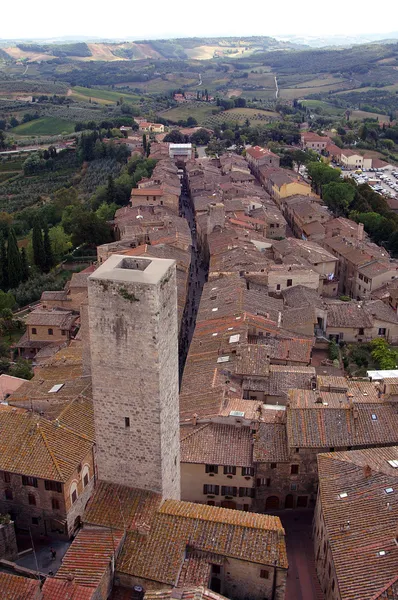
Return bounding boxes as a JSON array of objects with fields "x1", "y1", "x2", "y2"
[
  {"x1": 0, "y1": 521, "x2": 18, "y2": 561},
  {"x1": 88, "y1": 256, "x2": 180, "y2": 499}
]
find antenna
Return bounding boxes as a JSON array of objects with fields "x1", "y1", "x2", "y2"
[{"x1": 28, "y1": 526, "x2": 40, "y2": 580}]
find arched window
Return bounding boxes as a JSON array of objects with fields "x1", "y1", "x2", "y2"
[
  {"x1": 70, "y1": 481, "x2": 78, "y2": 504},
  {"x1": 82, "y1": 465, "x2": 90, "y2": 488}
]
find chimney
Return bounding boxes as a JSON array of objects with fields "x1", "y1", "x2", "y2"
[
  {"x1": 193, "y1": 413, "x2": 198, "y2": 426},
  {"x1": 357, "y1": 222, "x2": 364, "y2": 241},
  {"x1": 364, "y1": 464, "x2": 372, "y2": 478}
]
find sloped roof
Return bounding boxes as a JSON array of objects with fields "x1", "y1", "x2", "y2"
[
  {"x1": 0, "y1": 572, "x2": 40, "y2": 600},
  {"x1": 55, "y1": 528, "x2": 124, "y2": 587},
  {"x1": 43, "y1": 579, "x2": 95, "y2": 600},
  {"x1": 118, "y1": 500, "x2": 288, "y2": 584},
  {"x1": 84, "y1": 480, "x2": 162, "y2": 531},
  {"x1": 0, "y1": 408, "x2": 93, "y2": 482},
  {"x1": 180, "y1": 423, "x2": 253, "y2": 467},
  {"x1": 317, "y1": 447, "x2": 398, "y2": 600}
]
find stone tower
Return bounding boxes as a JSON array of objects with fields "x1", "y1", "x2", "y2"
[
  {"x1": 88, "y1": 255, "x2": 180, "y2": 500},
  {"x1": 207, "y1": 202, "x2": 225, "y2": 235}
]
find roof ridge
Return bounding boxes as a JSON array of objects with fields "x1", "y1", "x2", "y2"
[
  {"x1": 180, "y1": 423, "x2": 209, "y2": 442},
  {"x1": 38, "y1": 423, "x2": 63, "y2": 479}
]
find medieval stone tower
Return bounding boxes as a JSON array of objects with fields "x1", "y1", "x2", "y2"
[{"x1": 88, "y1": 254, "x2": 180, "y2": 500}]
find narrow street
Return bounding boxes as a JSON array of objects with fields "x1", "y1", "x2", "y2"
[
  {"x1": 178, "y1": 178, "x2": 209, "y2": 380},
  {"x1": 280, "y1": 511, "x2": 325, "y2": 600}
]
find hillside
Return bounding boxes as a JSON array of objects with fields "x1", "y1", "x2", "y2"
[{"x1": 0, "y1": 36, "x2": 305, "y2": 63}]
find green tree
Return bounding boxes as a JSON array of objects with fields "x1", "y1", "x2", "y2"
[
  {"x1": 9, "y1": 358, "x2": 33, "y2": 380},
  {"x1": 0, "y1": 308, "x2": 15, "y2": 341},
  {"x1": 106, "y1": 175, "x2": 116, "y2": 204},
  {"x1": 0, "y1": 290, "x2": 15, "y2": 311},
  {"x1": 32, "y1": 219, "x2": 46, "y2": 272},
  {"x1": 0, "y1": 234, "x2": 7, "y2": 290},
  {"x1": 7, "y1": 229, "x2": 22, "y2": 289},
  {"x1": 42, "y1": 224, "x2": 55, "y2": 272},
  {"x1": 142, "y1": 134, "x2": 147, "y2": 153},
  {"x1": 53, "y1": 187, "x2": 79, "y2": 220},
  {"x1": 96, "y1": 202, "x2": 118, "y2": 221},
  {"x1": 20, "y1": 248, "x2": 29, "y2": 282},
  {"x1": 307, "y1": 161, "x2": 341, "y2": 194},
  {"x1": 322, "y1": 182, "x2": 355, "y2": 216},
  {"x1": 48, "y1": 225, "x2": 72, "y2": 262},
  {"x1": 62, "y1": 205, "x2": 112, "y2": 247},
  {"x1": 371, "y1": 338, "x2": 398, "y2": 370}
]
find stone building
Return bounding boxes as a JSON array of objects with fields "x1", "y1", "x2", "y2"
[
  {"x1": 313, "y1": 446, "x2": 398, "y2": 600},
  {"x1": 15, "y1": 309, "x2": 78, "y2": 359},
  {"x1": 88, "y1": 255, "x2": 180, "y2": 499},
  {"x1": 0, "y1": 404, "x2": 95, "y2": 539},
  {"x1": 180, "y1": 422, "x2": 255, "y2": 510}
]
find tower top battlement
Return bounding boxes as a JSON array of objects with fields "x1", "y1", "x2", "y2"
[{"x1": 89, "y1": 254, "x2": 175, "y2": 286}]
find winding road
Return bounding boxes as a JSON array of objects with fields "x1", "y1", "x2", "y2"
[{"x1": 275, "y1": 75, "x2": 279, "y2": 99}]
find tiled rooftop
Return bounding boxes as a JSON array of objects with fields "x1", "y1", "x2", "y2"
[
  {"x1": 55, "y1": 528, "x2": 124, "y2": 587},
  {"x1": 317, "y1": 447, "x2": 398, "y2": 600},
  {"x1": 84, "y1": 480, "x2": 162, "y2": 531},
  {"x1": 0, "y1": 408, "x2": 93, "y2": 482},
  {"x1": 117, "y1": 500, "x2": 287, "y2": 584},
  {"x1": 180, "y1": 423, "x2": 253, "y2": 467},
  {"x1": 0, "y1": 572, "x2": 40, "y2": 599},
  {"x1": 43, "y1": 579, "x2": 95, "y2": 599}
]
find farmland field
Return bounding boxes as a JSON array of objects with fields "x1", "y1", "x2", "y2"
[
  {"x1": 70, "y1": 86, "x2": 140, "y2": 105},
  {"x1": 299, "y1": 100, "x2": 345, "y2": 116},
  {"x1": 350, "y1": 110, "x2": 390, "y2": 123},
  {"x1": 11, "y1": 117, "x2": 75, "y2": 136},
  {"x1": 203, "y1": 107, "x2": 280, "y2": 128},
  {"x1": 160, "y1": 103, "x2": 221, "y2": 124}
]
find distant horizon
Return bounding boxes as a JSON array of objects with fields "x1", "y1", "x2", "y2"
[
  {"x1": 1, "y1": 31, "x2": 398, "y2": 43},
  {"x1": 1, "y1": 0, "x2": 398, "y2": 43}
]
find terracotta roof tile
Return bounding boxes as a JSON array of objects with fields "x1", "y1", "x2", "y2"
[
  {"x1": 0, "y1": 572, "x2": 40, "y2": 600},
  {"x1": 55, "y1": 528, "x2": 124, "y2": 587},
  {"x1": 118, "y1": 500, "x2": 287, "y2": 584},
  {"x1": 253, "y1": 422, "x2": 289, "y2": 462},
  {"x1": 84, "y1": 481, "x2": 162, "y2": 531},
  {"x1": 180, "y1": 423, "x2": 253, "y2": 467},
  {"x1": 317, "y1": 447, "x2": 398, "y2": 600},
  {"x1": 0, "y1": 409, "x2": 93, "y2": 481},
  {"x1": 42, "y1": 579, "x2": 95, "y2": 600}
]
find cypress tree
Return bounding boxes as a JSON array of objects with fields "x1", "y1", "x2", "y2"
[
  {"x1": 0, "y1": 234, "x2": 7, "y2": 290},
  {"x1": 42, "y1": 224, "x2": 54, "y2": 273},
  {"x1": 142, "y1": 133, "x2": 147, "y2": 152},
  {"x1": 105, "y1": 175, "x2": 116, "y2": 205},
  {"x1": 32, "y1": 219, "x2": 45, "y2": 272},
  {"x1": 7, "y1": 228, "x2": 22, "y2": 289},
  {"x1": 20, "y1": 247, "x2": 29, "y2": 282}
]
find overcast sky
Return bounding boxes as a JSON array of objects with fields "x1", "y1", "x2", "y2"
[{"x1": 1, "y1": 0, "x2": 397, "y2": 40}]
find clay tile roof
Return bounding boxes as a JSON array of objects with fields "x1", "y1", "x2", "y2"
[
  {"x1": 40, "y1": 290, "x2": 68, "y2": 301},
  {"x1": 25, "y1": 309, "x2": 76, "y2": 329},
  {"x1": 55, "y1": 528, "x2": 124, "y2": 587},
  {"x1": 0, "y1": 409, "x2": 93, "y2": 482},
  {"x1": 0, "y1": 572, "x2": 41, "y2": 599},
  {"x1": 42, "y1": 579, "x2": 95, "y2": 599},
  {"x1": 317, "y1": 447, "x2": 398, "y2": 600},
  {"x1": 327, "y1": 302, "x2": 373, "y2": 328},
  {"x1": 282, "y1": 285, "x2": 323, "y2": 309},
  {"x1": 371, "y1": 577, "x2": 398, "y2": 600},
  {"x1": 180, "y1": 423, "x2": 253, "y2": 467},
  {"x1": 143, "y1": 587, "x2": 231, "y2": 600},
  {"x1": 253, "y1": 422, "x2": 289, "y2": 462},
  {"x1": 84, "y1": 481, "x2": 162, "y2": 531},
  {"x1": 287, "y1": 401, "x2": 398, "y2": 448},
  {"x1": 118, "y1": 500, "x2": 287, "y2": 584},
  {"x1": 246, "y1": 145, "x2": 277, "y2": 159},
  {"x1": 235, "y1": 344, "x2": 270, "y2": 377}
]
